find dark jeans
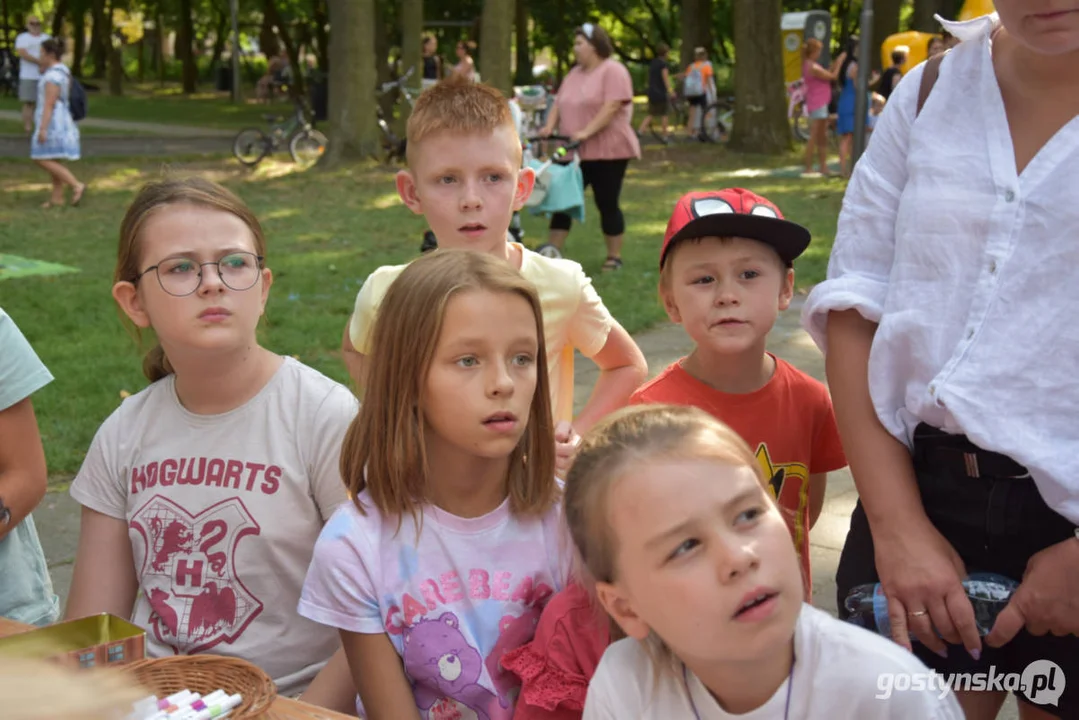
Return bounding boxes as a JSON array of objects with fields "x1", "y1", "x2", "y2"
[
  {"x1": 836, "y1": 424, "x2": 1078, "y2": 716},
  {"x1": 549, "y1": 158, "x2": 629, "y2": 238}
]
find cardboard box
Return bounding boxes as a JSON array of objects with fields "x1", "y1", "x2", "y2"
[{"x1": 0, "y1": 613, "x2": 145, "y2": 669}]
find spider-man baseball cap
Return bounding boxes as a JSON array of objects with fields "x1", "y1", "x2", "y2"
[{"x1": 660, "y1": 189, "x2": 811, "y2": 269}]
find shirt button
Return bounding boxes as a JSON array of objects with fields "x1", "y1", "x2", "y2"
[
  {"x1": 1005, "y1": 189, "x2": 1016, "y2": 202},
  {"x1": 990, "y1": 260, "x2": 998, "y2": 274},
  {"x1": 929, "y1": 384, "x2": 936, "y2": 396},
  {"x1": 967, "y1": 329, "x2": 975, "y2": 339}
]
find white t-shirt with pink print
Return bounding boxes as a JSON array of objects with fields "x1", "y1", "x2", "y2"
[
  {"x1": 70, "y1": 357, "x2": 357, "y2": 696},
  {"x1": 299, "y1": 490, "x2": 570, "y2": 720}
]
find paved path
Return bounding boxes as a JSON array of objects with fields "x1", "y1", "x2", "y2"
[
  {"x1": 0, "y1": 109, "x2": 234, "y2": 137},
  {"x1": 0, "y1": 110, "x2": 233, "y2": 158},
  {"x1": 32, "y1": 296, "x2": 1018, "y2": 718}
]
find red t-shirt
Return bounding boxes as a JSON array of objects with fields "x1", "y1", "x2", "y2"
[{"x1": 630, "y1": 356, "x2": 847, "y2": 599}]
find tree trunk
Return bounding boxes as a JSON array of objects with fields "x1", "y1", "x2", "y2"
[
  {"x1": 209, "y1": 10, "x2": 228, "y2": 75},
  {"x1": 480, "y1": 0, "x2": 513, "y2": 94},
  {"x1": 870, "y1": 0, "x2": 903, "y2": 71},
  {"x1": 513, "y1": 0, "x2": 531, "y2": 86},
  {"x1": 312, "y1": 0, "x2": 329, "y2": 71},
  {"x1": 263, "y1": 0, "x2": 306, "y2": 99},
  {"x1": 156, "y1": 5, "x2": 165, "y2": 86},
  {"x1": 399, "y1": 0, "x2": 422, "y2": 99},
  {"x1": 680, "y1": 0, "x2": 712, "y2": 66},
  {"x1": 177, "y1": 0, "x2": 197, "y2": 93},
  {"x1": 89, "y1": 0, "x2": 108, "y2": 78},
  {"x1": 320, "y1": 0, "x2": 380, "y2": 166},
  {"x1": 72, "y1": 8, "x2": 86, "y2": 75},
  {"x1": 374, "y1": 0, "x2": 394, "y2": 119},
  {"x1": 911, "y1": 0, "x2": 940, "y2": 32},
  {"x1": 728, "y1": 0, "x2": 790, "y2": 155},
  {"x1": 52, "y1": 0, "x2": 69, "y2": 37}
]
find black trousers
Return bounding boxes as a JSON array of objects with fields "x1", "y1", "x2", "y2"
[
  {"x1": 549, "y1": 158, "x2": 629, "y2": 238},
  {"x1": 837, "y1": 424, "x2": 1078, "y2": 716}
]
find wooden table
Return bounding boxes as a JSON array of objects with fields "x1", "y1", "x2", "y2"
[{"x1": 0, "y1": 617, "x2": 357, "y2": 719}]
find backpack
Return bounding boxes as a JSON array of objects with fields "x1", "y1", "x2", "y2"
[
  {"x1": 683, "y1": 62, "x2": 705, "y2": 98},
  {"x1": 59, "y1": 66, "x2": 87, "y2": 121}
]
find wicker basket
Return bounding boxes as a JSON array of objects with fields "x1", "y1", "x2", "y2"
[{"x1": 124, "y1": 655, "x2": 277, "y2": 718}]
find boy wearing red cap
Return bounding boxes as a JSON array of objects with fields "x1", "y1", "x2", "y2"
[{"x1": 631, "y1": 188, "x2": 847, "y2": 597}]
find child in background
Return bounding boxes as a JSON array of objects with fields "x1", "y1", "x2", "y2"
[
  {"x1": 300, "y1": 250, "x2": 568, "y2": 719},
  {"x1": 0, "y1": 307, "x2": 60, "y2": 627},
  {"x1": 632, "y1": 189, "x2": 846, "y2": 600},
  {"x1": 570, "y1": 404, "x2": 965, "y2": 719},
  {"x1": 65, "y1": 178, "x2": 357, "y2": 701},
  {"x1": 341, "y1": 76, "x2": 647, "y2": 476},
  {"x1": 867, "y1": 92, "x2": 886, "y2": 134}
]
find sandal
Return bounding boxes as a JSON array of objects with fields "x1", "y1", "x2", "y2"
[
  {"x1": 601, "y1": 256, "x2": 623, "y2": 272},
  {"x1": 71, "y1": 183, "x2": 87, "y2": 207}
]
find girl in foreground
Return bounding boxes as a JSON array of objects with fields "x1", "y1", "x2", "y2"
[
  {"x1": 65, "y1": 177, "x2": 357, "y2": 699},
  {"x1": 299, "y1": 249, "x2": 567, "y2": 720},
  {"x1": 569, "y1": 404, "x2": 964, "y2": 719}
]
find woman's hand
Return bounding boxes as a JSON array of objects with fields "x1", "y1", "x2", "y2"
[
  {"x1": 874, "y1": 517, "x2": 983, "y2": 659},
  {"x1": 36, "y1": 127, "x2": 46, "y2": 144},
  {"x1": 538, "y1": 125, "x2": 555, "y2": 138},
  {"x1": 570, "y1": 130, "x2": 589, "y2": 142}
]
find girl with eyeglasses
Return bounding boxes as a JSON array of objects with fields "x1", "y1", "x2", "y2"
[{"x1": 64, "y1": 177, "x2": 359, "y2": 707}]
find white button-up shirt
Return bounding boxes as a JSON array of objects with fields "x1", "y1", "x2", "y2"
[{"x1": 802, "y1": 13, "x2": 1079, "y2": 525}]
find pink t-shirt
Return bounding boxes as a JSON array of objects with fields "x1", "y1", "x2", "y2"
[
  {"x1": 298, "y1": 491, "x2": 571, "y2": 719},
  {"x1": 802, "y1": 59, "x2": 832, "y2": 114},
  {"x1": 555, "y1": 60, "x2": 641, "y2": 162}
]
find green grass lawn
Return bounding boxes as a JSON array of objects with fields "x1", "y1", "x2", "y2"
[
  {"x1": 0, "y1": 82, "x2": 294, "y2": 131},
  {"x1": 0, "y1": 143, "x2": 843, "y2": 481}
]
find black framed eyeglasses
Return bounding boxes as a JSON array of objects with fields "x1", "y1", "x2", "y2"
[{"x1": 134, "y1": 252, "x2": 265, "y2": 297}]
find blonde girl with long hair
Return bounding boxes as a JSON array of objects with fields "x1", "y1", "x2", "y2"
[{"x1": 299, "y1": 249, "x2": 567, "y2": 720}]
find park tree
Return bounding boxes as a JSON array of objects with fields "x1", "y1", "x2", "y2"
[
  {"x1": 479, "y1": 0, "x2": 512, "y2": 94},
  {"x1": 319, "y1": 0, "x2": 380, "y2": 166},
  {"x1": 728, "y1": 0, "x2": 790, "y2": 154},
  {"x1": 513, "y1": 0, "x2": 530, "y2": 85},
  {"x1": 399, "y1": 0, "x2": 422, "y2": 97}
]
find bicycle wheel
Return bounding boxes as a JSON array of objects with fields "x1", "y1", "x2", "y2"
[
  {"x1": 233, "y1": 128, "x2": 270, "y2": 167},
  {"x1": 700, "y1": 102, "x2": 733, "y2": 143},
  {"x1": 289, "y1": 128, "x2": 328, "y2": 167},
  {"x1": 791, "y1": 102, "x2": 811, "y2": 142}
]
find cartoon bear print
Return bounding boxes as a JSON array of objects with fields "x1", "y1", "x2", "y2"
[
  {"x1": 484, "y1": 607, "x2": 543, "y2": 712},
  {"x1": 403, "y1": 611, "x2": 499, "y2": 720}
]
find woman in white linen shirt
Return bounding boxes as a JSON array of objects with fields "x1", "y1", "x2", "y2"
[{"x1": 802, "y1": 4, "x2": 1079, "y2": 720}]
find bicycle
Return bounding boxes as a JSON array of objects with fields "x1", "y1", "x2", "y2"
[
  {"x1": 376, "y1": 66, "x2": 419, "y2": 164},
  {"x1": 653, "y1": 95, "x2": 733, "y2": 144},
  {"x1": 232, "y1": 99, "x2": 327, "y2": 168}
]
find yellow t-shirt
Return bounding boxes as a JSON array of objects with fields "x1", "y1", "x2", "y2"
[{"x1": 348, "y1": 244, "x2": 614, "y2": 423}]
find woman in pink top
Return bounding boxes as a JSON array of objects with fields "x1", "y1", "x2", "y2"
[
  {"x1": 801, "y1": 38, "x2": 845, "y2": 177},
  {"x1": 540, "y1": 23, "x2": 641, "y2": 272}
]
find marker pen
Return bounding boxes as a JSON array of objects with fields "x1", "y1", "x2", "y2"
[
  {"x1": 159, "y1": 690, "x2": 197, "y2": 711},
  {"x1": 184, "y1": 693, "x2": 243, "y2": 720},
  {"x1": 176, "y1": 690, "x2": 230, "y2": 718}
]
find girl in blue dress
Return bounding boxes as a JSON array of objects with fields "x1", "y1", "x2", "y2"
[{"x1": 30, "y1": 38, "x2": 85, "y2": 209}]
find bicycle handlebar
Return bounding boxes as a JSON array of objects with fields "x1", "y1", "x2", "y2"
[
  {"x1": 526, "y1": 134, "x2": 581, "y2": 151},
  {"x1": 379, "y1": 66, "x2": 417, "y2": 94}
]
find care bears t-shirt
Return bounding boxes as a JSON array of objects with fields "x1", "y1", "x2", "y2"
[{"x1": 299, "y1": 490, "x2": 570, "y2": 719}]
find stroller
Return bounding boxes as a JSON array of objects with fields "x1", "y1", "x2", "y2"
[{"x1": 522, "y1": 135, "x2": 585, "y2": 260}]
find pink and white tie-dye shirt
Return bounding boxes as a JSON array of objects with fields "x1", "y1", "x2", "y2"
[{"x1": 299, "y1": 490, "x2": 569, "y2": 720}]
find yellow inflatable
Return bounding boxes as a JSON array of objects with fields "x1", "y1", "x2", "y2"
[{"x1": 880, "y1": 0, "x2": 995, "y2": 69}]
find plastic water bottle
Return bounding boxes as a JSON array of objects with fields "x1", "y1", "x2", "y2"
[{"x1": 844, "y1": 572, "x2": 1018, "y2": 638}]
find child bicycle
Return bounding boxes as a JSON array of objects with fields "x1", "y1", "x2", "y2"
[
  {"x1": 377, "y1": 66, "x2": 419, "y2": 165},
  {"x1": 232, "y1": 99, "x2": 327, "y2": 168}
]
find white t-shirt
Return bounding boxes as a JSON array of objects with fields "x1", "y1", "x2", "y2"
[
  {"x1": 15, "y1": 32, "x2": 50, "y2": 80},
  {"x1": 70, "y1": 357, "x2": 357, "y2": 696},
  {"x1": 584, "y1": 604, "x2": 965, "y2": 719},
  {"x1": 299, "y1": 490, "x2": 571, "y2": 718}
]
